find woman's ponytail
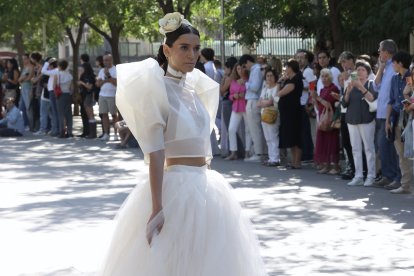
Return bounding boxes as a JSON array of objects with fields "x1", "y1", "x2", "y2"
[{"x1": 157, "y1": 45, "x2": 168, "y2": 74}]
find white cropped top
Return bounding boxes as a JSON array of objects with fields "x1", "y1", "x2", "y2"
[{"x1": 116, "y1": 58, "x2": 219, "y2": 163}]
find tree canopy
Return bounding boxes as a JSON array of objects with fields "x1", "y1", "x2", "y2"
[
  {"x1": 1, "y1": 0, "x2": 413, "y2": 63},
  {"x1": 232, "y1": 0, "x2": 414, "y2": 53}
]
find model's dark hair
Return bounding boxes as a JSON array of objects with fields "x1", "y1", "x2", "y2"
[
  {"x1": 157, "y1": 23, "x2": 200, "y2": 73},
  {"x1": 392, "y1": 51, "x2": 411, "y2": 69},
  {"x1": 164, "y1": 24, "x2": 200, "y2": 47},
  {"x1": 201, "y1": 48, "x2": 215, "y2": 61},
  {"x1": 157, "y1": 45, "x2": 168, "y2": 67}
]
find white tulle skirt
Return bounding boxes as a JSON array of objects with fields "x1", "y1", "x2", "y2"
[{"x1": 97, "y1": 165, "x2": 268, "y2": 276}]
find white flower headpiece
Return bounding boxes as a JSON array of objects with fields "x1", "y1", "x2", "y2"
[{"x1": 159, "y1": 12, "x2": 192, "y2": 36}]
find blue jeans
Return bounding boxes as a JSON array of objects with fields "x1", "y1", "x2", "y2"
[
  {"x1": 39, "y1": 99, "x2": 52, "y2": 132},
  {"x1": 57, "y1": 93, "x2": 73, "y2": 135},
  {"x1": 375, "y1": 119, "x2": 401, "y2": 182},
  {"x1": 19, "y1": 85, "x2": 33, "y2": 128},
  {"x1": 49, "y1": 91, "x2": 59, "y2": 134}
]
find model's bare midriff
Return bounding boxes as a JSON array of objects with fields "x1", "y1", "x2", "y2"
[{"x1": 166, "y1": 157, "x2": 206, "y2": 167}]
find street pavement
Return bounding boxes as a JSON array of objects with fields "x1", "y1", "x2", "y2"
[{"x1": 1, "y1": 130, "x2": 414, "y2": 276}]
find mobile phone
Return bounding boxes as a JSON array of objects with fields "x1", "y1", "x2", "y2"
[{"x1": 401, "y1": 99, "x2": 411, "y2": 105}]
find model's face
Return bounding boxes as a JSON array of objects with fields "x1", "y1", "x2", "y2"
[{"x1": 164, "y1": 33, "x2": 200, "y2": 73}]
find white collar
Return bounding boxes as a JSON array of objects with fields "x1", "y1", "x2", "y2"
[
  {"x1": 166, "y1": 65, "x2": 187, "y2": 87},
  {"x1": 167, "y1": 65, "x2": 185, "y2": 78}
]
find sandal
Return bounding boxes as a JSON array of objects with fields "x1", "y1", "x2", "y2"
[
  {"x1": 327, "y1": 168, "x2": 340, "y2": 175},
  {"x1": 317, "y1": 167, "x2": 329, "y2": 174}
]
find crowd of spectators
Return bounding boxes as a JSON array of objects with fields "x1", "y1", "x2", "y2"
[
  {"x1": 206, "y1": 40, "x2": 414, "y2": 195},
  {"x1": 0, "y1": 52, "x2": 137, "y2": 148},
  {"x1": 1, "y1": 40, "x2": 414, "y2": 195}
]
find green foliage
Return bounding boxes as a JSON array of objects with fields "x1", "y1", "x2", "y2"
[{"x1": 232, "y1": 0, "x2": 414, "y2": 50}]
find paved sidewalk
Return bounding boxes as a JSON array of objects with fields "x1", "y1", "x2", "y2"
[{"x1": 1, "y1": 133, "x2": 414, "y2": 276}]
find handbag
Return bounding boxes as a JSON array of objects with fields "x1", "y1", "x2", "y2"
[
  {"x1": 54, "y1": 74, "x2": 62, "y2": 98},
  {"x1": 318, "y1": 107, "x2": 333, "y2": 132},
  {"x1": 261, "y1": 107, "x2": 278, "y2": 124},
  {"x1": 403, "y1": 118, "x2": 414, "y2": 158},
  {"x1": 330, "y1": 103, "x2": 341, "y2": 129}
]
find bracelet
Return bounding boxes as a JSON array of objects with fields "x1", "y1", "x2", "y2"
[{"x1": 362, "y1": 90, "x2": 368, "y2": 96}]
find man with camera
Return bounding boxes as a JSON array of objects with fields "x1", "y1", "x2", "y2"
[{"x1": 96, "y1": 53, "x2": 117, "y2": 141}]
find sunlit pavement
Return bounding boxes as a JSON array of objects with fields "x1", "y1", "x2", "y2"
[{"x1": 1, "y1": 132, "x2": 414, "y2": 276}]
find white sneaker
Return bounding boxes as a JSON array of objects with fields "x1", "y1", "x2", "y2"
[
  {"x1": 113, "y1": 133, "x2": 119, "y2": 141},
  {"x1": 347, "y1": 177, "x2": 364, "y2": 186},
  {"x1": 99, "y1": 133, "x2": 110, "y2": 141},
  {"x1": 244, "y1": 154, "x2": 261, "y2": 162},
  {"x1": 363, "y1": 177, "x2": 375, "y2": 187}
]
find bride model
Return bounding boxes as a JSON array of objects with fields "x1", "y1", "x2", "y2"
[{"x1": 97, "y1": 12, "x2": 268, "y2": 276}]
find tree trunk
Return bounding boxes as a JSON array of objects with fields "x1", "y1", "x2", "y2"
[
  {"x1": 13, "y1": 31, "x2": 25, "y2": 67},
  {"x1": 86, "y1": 20, "x2": 122, "y2": 65},
  {"x1": 157, "y1": 0, "x2": 174, "y2": 15},
  {"x1": 328, "y1": 0, "x2": 344, "y2": 56},
  {"x1": 109, "y1": 25, "x2": 122, "y2": 65}
]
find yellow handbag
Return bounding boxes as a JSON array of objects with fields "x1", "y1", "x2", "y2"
[{"x1": 261, "y1": 107, "x2": 278, "y2": 124}]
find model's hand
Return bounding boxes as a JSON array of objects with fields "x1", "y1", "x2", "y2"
[
  {"x1": 146, "y1": 209, "x2": 164, "y2": 247},
  {"x1": 233, "y1": 93, "x2": 239, "y2": 99}
]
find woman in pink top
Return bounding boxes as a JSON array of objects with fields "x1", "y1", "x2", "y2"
[{"x1": 225, "y1": 64, "x2": 252, "y2": 160}]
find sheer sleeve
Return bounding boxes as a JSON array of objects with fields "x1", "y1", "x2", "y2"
[
  {"x1": 116, "y1": 58, "x2": 169, "y2": 155},
  {"x1": 187, "y1": 69, "x2": 220, "y2": 133}
]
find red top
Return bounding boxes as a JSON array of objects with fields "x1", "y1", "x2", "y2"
[{"x1": 317, "y1": 83, "x2": 339, "y2": 114}]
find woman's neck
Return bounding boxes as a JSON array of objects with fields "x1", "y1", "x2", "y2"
[{"x1": 267, "y1": 82, "x2": 276, "y2": 88}]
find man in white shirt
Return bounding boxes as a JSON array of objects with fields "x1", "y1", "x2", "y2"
[
  {"x1": 200, "y1": 48, "x2": 218, "y2": 82},
  {"x1": 295, "y1": 49, "x2": 316, "y2": 162},
  {"x1": 239, "y1": 54, "x2": 265, "y2": 162},
  {"x1": 97, "y1": 54, "x2": 117, "y2": 141},
  {"x1": 41, "y1": 58, "x2": 59, "y2": 136}
]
